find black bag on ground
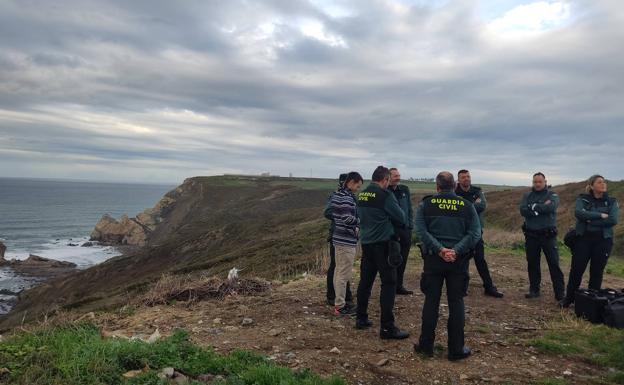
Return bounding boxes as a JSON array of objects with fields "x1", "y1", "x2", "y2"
[
  {"x1": 574, "y1": 288, "x2": 619, "y2": 324},
  {"x1": 603, "y1": 296, "x2": 624, "y2": 329}
]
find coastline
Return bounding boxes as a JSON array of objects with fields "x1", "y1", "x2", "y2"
[{"x1": 0, "y1": 238, "x2": 128, "y2": 316}]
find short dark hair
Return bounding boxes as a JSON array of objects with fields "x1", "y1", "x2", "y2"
[
  {"x1": 372, "y1": 166, "x2": 390, "y2": 182},
  {"x1": 388, "y1": 167, "x2": 398, "y2": 173},
  {"x1": 344, "y1": 171, "x2": 363, "y2": 186},
  {"x1": 338, "y1": 173, "x2": 348, "y2": 188},
  {"x1": 533, "y1": 172, "x2": 546, "y2": 179},
  {"x1": 457, "y1": 169, "x2": 469, "y2": 177},
  {"x1": 436, "y1": 171, "x2": 455, "y2": 190}
]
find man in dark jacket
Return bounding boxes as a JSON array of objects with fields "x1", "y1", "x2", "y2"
[
  {"x1": 388, "y1": 168, "x2": 414, "y2": 295},
  {"x1": 519, "y1": 172, "x2": 565, "y2": 301},
  {"x1": 414, "y1": 171, "x2": 481, "y2": 361},
  {"x1": 323, "y1": 173, "x2": 353, "y2": 306},
  {"x1": 455, "y1": 170, "x2": 503, "y2": 298},
  {"x1": 355, "y1": 166, "x2": 409, "y2": 339}
]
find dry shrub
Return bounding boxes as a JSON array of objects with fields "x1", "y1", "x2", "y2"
[
  {"x1": 141, "y1": 273, "x2": 271, "y2": 306},
  {"x1": 483, "y1": 227, "x2": 525, "y2": 249},
  {"x1": 276, "y1": 244, "x2": 332, "y2": 280}
]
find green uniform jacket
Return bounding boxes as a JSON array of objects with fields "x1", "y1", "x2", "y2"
[
  {"x1": 356, "y1": 183, "x2": 406, "y2": 245},
  {"x1": 390, "y1": 184, "x2": 414, "y2": 229},
  {"x1": 519, "y1": 188, "x2": 559, "y2": 231},
  {"x1": 414, "y1": 191, "x2": 481, "y2": 256},
  {"x1": 454, "y1": 185, "x2": 486, "y2": 227},
  {"x1": 575, "y1": 193, "x2": 620, "y2": 238}
]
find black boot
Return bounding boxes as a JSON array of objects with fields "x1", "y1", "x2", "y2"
[
  {"x1": 414, "y1": 343, "x2": 434, "y2": 358},
  {"x1": 448, "y1": 346, "x2": 471, "y2": 361},
  {"x1": 380, "y1": 326, "x2": 410, "y2": 340},
  {"x1": 558, "y1": 297, "x2": 574, "y2": 308},
  {"x1": 355, "y1": 318, "x2": 373, "y2": 329},
  {"x1": 484, "y1": 286, "x2": 504, "y2": 298},
  {"x1": 525, "y1": 291, "x2": 540, "y2": 299},
  {"x1": 396, "y1": 286, "x2": 414, "y2": 295}
]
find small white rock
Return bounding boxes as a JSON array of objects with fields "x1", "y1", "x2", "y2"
[{"x1": 146, "y1": 329, "x2": 161, "y2": 344}]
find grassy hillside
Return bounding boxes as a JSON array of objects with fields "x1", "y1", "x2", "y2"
[
  {"x1": 216, "y1": 174, "x2": 513, "y2": 193},
  {"x1": 0, "y1": 177, "x2": 333, "y2": 329},
  {"x1": 484, "y1": 180, "x2": 624, "y2": 255}
]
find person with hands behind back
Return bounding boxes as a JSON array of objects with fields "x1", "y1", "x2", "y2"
[{"x1": 414, "y1": 171, "x2": 481, "y2": 361}]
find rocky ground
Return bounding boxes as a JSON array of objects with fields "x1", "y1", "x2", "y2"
[{"x1": 91, "y1": 250, "x2": 624, "y2": 385}]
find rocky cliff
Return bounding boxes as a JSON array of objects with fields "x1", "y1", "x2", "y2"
[{"x1": 89, "y1": 186, "x2": 178, "y2": 246}]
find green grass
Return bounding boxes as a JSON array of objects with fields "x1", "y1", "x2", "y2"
[
  {"x1": 0, "y1": 322, "x2": 345, "y2": 385},
  {"x1": 529, "y1": 317, "x2": 624, "y2": 384}
]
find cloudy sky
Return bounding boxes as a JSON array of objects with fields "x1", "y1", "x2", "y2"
[{"x1": 0, "y1": 0, "x2": 622, "y2": 185}]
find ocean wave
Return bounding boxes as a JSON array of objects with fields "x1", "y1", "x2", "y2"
[{"x1": 4, "y1": 236, "x2": 120, "y2": 268}]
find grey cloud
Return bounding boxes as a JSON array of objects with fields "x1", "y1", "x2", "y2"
[{"x1": 0, "y1": 0, "x2": 623, "y2": 184}]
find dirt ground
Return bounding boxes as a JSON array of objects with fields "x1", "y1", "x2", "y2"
[{"x1": 98, "y1": 251, "x2": 624, "y2": 385}]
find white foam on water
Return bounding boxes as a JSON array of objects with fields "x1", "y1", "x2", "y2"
[{"x1": 4, "y1": 236, "x2": 120, "y2": 268}]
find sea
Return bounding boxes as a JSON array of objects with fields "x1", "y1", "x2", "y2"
[{"x1": 0, "y1": 177, "x2": 176, "y2": 314}]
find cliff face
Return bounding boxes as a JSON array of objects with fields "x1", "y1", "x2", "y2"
[
  {"x1": 0, "y1": 177, "x2": 332, "y2": 330},
  {"x1": 89, "y1": 187, "x2": 178, "y2": 246}
]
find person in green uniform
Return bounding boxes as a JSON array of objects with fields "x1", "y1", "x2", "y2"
[
  {"x1": 414, "y1": 171, "x2": 481, "y2": 361},
  {"x1": 355, "y1": 165, "x2": 409, "y2": 339},
  {"x1": 560, "y1": 174, "x2": 620, "y2": 307},
  {"x1": 388, "y1": 167, "x2": 414, "y2": 295},
  {"x1": 455, "y1": 169, "x2": 503, "y2": 298},
  {"x1": 519, "y1": 172, "x2": 565, "y2": 301}
]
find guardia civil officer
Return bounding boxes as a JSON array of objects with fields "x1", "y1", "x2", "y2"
[
  {"x1": 355, "y1": 165, "x2": 409, "y2": 339},
  {"x1": 560, "y1": 175, "x2": 620, "y2": 308},
  {"x1": 323, "y1": 173, "x2": 353, "y2": 306},
  {"x1": 388, "y1": 167, "x2": 415, "y2": 295},
  {"x1": 455, "y1": 169, "x2": 503, "y2": 298},
  {"x1": 519, "y1": 172, "x2": 565, "y2": 301},
  {"x1": 414, "y1": 172, "x2": 480, "y2": 361}
]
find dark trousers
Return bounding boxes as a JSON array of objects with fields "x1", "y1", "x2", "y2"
[
  {"x1": 470, "y1": 238, "x2": 494, "y2": 289},
  {"x1": 356, "y1": 242, "x2": 397, "y2": 329},
  {"x1": 396, "y1": 229, "x2": 412, "y2": 289},
  {"x1": 525, "y1": 234, "x2": 565, "y2": 298},
  {"x1": 565, "y1": 233, "x2": 613, "y2": 300},
  {"x1": 326, "y1": 242, "x2": 352, "y2": 304},
  {"x1": 418, "y1": 256, "x2": 468, "y2": 355}
]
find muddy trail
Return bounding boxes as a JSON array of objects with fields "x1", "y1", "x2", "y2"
[{"x1": 96, "y1": 251, "x2": 624, "y2": 385}]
